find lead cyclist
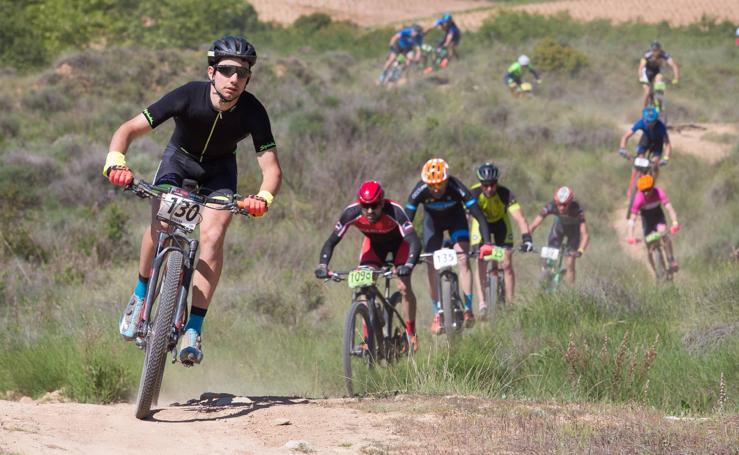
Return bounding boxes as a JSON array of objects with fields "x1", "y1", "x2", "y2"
[{"x1": 104, "y1": 36, "x2": 282, "y2": 365}]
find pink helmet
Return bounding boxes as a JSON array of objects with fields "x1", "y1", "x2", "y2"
[{"x1": 554, "y1": 186, "x2": 574, "y2": 205}]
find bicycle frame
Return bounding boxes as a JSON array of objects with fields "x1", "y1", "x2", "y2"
[
  {"x1": 539, "y1": 242, "x2": 567, "y2": 291},
  {"x1": 645, "y1": 230, "x2": 673, "y2": 282}
]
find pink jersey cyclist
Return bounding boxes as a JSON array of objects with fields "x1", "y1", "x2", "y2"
[{"x1": 631, "y1": 186, "x2": 670, "y2": 236}]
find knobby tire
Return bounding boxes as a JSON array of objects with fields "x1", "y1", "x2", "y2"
[
  {"x1": 440, "y1": 273, "x2": 455, "y2": 339},
  {"x1": 135, "y1": 251, "x2": 183, "y2": 419},
  {"x1": 342, "y1": 299, "x2": 374, "y2": 396}
]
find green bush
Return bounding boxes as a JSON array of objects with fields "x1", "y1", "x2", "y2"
[{"x1": 532, "y1": 37, "x2": 588, "y2": 75}]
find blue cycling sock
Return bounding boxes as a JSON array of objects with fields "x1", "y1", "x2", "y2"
[
  {"x1": 184, "y1": 307, "x2": 207, "y2": 334},
  {"x1": 431, "y1": 300, "x2": 440, "y2": 314},
  {"x1": 464, "y1": 294, "x2": 473, "y2": 311},
  {"x1": 134, "y1": 275, "x2": 149, "y2": 300}
]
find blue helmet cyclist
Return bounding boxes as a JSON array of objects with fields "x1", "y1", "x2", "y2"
[
  {"x1": 619, "y1": 107, "x2": 672, "y2": 173},
  {"x1": 426, "y1": 13, "x2": 461, "y2": 62},
  {"x1": 379, "y1": 25, "x2": 423, "y2": 83}
]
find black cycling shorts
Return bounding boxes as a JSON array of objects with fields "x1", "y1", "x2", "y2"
[
  {"x1": 547, "y1": 223, "x2": 580, "y2": 251},
  {"x1": 640, "y1": 207, "x2": 666, "y2": 237},
  {"x1": 422, "y1": 207, "x2": 469, "y2": 252},
  {"x1": 153, "y1": 145, "x2": 237, "y2": 197}
]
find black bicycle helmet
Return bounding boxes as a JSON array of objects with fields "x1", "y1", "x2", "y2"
[
  {"x1": 476, "y1": 162, "x2": 500, "y2": 183},
  {"x1": 412, "y1": 23, "x2": 423, "y2": 35},
  {"x1": 207, "y1": 36, "x2": 257, "y2": 67},
  {"x1": 650, "y1": 40, "x2": 661, "y2": 51}
]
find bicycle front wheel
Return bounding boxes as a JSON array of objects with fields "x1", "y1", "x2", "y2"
[
  {"x1": 651, "y1": 246, "x2": 669, "y2": 282},
  {"x1": 135, "y1": 250, "x2": 183, "y2": 420},
  {"x1": 342, "y1": 299, "x2": 375, "y2": 396},
  {"x1": 440, "y1": 273, "x2": 456, "y2": 337}
]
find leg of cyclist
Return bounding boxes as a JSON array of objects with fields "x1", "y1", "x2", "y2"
[
  {"x1": 392, "y1": 240, "x2": 418, "y2": 350},
  {"x1": 502, "y1": 249, "x2": 515, "y2": 301},
  {"x1": 453, "y1": 238, "x2": 474, "y2": 325},
  {"x1": 474, "y1": 254, "x2": 487, "y2": 315},
  {"x1": 564, "y1": 255, "x2": 576, "y2": 284},
  {"x1": 424, "y1": 219, "x2": 444, "y2": 334}
]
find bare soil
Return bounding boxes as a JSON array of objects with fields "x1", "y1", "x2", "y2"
[
  {"x1": 1, "y1": 394, "x2": 736, "y2": 454},
  {"x1": 247, "y1": 0, "x2": 739, "y2": 30}
]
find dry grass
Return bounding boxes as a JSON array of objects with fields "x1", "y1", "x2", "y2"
[{"x1": 346, "y1": 395, "x2": 739, "y2": 454}]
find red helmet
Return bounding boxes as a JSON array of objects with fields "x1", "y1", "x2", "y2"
[
  {"x1": 554, "y1": 186, "x2": 574, "y2": 205},
  {"x1": 357, "y1": 180, "x2": 384, "y2": 205}
]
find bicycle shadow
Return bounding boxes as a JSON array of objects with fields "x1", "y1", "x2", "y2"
[{"x1": 147, "y1": 392, "x2": 309, "y2": 423}]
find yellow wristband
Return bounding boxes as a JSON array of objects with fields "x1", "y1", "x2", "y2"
[
  {"x1": 103, "y1": 151, "x2": 127, "y2": 177},
  {"x1": 257, "y1": 190, "x2": 274, "y2": 207},
  {"x1": 578, "y1": 248, "x2": 585, "y2": 254}
]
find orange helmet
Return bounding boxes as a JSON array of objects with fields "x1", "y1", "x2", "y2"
[
  {"x1": 637, "y1": 175, "x2": 654, "y2": 191},
  {"x1": 422, "y1": 158, "x2": 449, "y2": 188}
]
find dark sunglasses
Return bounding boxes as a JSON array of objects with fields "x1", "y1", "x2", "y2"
[
  {"x1": 360, "y1": 202, "x2": 381, "y2": 210},
  {"x1": 215, "y1": 65, "x2": 251, "y2": 79},
  {"x1": 481, "y1": 181, "x2": 497, "y2": 187}
]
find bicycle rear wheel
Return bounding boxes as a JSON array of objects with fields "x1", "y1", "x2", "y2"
[
  {"x1": 342, "y1": 299, "x2": 375, "y2": 396},
  {"x1": 651, "y1": 246, "x2": 669, "y2": 282},
  {"x1": 135, "y1": 250, "x2": 183, "y2": 419}
]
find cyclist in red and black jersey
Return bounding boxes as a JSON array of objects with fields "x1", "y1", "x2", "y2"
[
  {"x1": 316, "y1": 181, "x2": 422, "y2": 351},
  {"x1": 104, "y1": 36, "x2": 282, "y2": 365},
  {"x1": 405, "y1": 159, "x2": 493, "y2": 333}
]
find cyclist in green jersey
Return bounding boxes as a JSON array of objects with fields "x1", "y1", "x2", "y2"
[
  {"x1": 470, "y1": 163, "x2": 533, "y2": 311},
  {"x1": 504, "y1": 55, "x2": 541, "y2": 96}
]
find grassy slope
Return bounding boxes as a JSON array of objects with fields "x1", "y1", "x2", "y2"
[{"x1": 0, "y1": 13, "x2": 737, "y2": 414}]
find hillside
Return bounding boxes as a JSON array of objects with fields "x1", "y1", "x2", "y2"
[{"x1": 0, "y1": 4, "x2": 737, "y2": 453}]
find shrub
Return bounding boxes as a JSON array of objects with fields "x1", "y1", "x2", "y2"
[{"x1": 532, "y1": 37, "x2": 588, "y2": 75}]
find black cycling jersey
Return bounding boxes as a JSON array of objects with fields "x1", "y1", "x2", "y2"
[
  {"x1": 143, "y1": 81, "x2": 276, "y2": 162},
  {"x1": 405, "y1": 176, "x2": 491, "y2": 245},
  {"x1": 643, "y1": 50, "x2": 671, "y2": 72}
]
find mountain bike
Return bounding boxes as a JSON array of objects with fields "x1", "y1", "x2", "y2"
[
  {"x1": 380, "y1": 54, "x2": 409, "y2": 86},
  {"x1": 538, "y1": 243, "x2": 567, "y2": 291},
  {"x1": 620, "y1": 149, "x2": 664, "y2": 219},
  {"x1": 479, "y1": 245, "x2": 509, "y2": 320},
  {"x1": 647, "y1": 79, "x2": 670, "y2": 126},
  {"x1": 645, "y1": 230, "x2": 674, "y2": 282},
  {"x1": 420, "y1": 246, "x2": 470, "y2": 340},
  {"x1": 123, "y1": 179, "x2": 252, "y2": 419},
  {"x1": 325, "y1": 265, "x2": 408, "y2": 396}
]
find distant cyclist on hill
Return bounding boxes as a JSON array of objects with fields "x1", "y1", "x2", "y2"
[
  {"x1": 639, "y1": 41, "x2": 679, "y2": 108},
  {"x1": 106, "y1": 36, "x2": 281, "y2": 365},
  {"x1": 529, "y1": 186, "x2": 589, "y2": 285},
  {"x1": 426, "y1": 13, "x2": 461, "y2": 63},
  {"x1": 619, "y1": 106, "x2": 672, "y2": 174},
  {"x1": 469, "y1": 163, "x2": 533, "y2": 311},
  {"x1": 505, "y1": 55, "x2": 541, "y2": 96},
  {"x1": 626, "y1": 175, "x2": 680, "y2": 274},
  {"x1": 405, "y1": 158, "x2": 493, "y2": 333},
  {"x1": 379, "y1": 24, "x2": 423, "y2": 84},
  {"x1": 315, "y1": 181, "x2": 422, "y2": 352}
]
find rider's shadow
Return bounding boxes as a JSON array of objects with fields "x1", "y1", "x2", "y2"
[{"x1": 147, "y1": 392, "x2": 308, "y2": 423}]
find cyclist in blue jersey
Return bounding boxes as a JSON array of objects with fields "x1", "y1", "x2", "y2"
[
  {"x1": 426, "y1": 13, "x2": 461, "y2": 63},
  {"x1": 379, "y1": 25, "x2": 423, "y2": 84},
  {"x1": 405, "y1": 158, "x2": 493, "y2": 333},
  {"x1": 104, "y1": 36, "x2": 282, "y2": 365},
  {"x1": 619, "y1": 106, "x2": 672, "y2": 174}
]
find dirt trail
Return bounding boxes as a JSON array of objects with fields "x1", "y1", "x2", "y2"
[
  {"x1": 0, "y1": 394, "x2": 402, "y2": 455},
  {"x1": 246, "y1": 0, "x2": 739, "y2": 30},
  {"x1": 617, "y1": 122, "x2": 737, "y2": 163}
]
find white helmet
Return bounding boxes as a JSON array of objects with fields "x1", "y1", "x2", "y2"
[{"x1": 518, "y1": 55, "x2": 530, "y2": 66}]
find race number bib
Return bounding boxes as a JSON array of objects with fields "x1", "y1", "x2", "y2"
[
  {"x1": 540, "y1": 246, "x2": 560, "y2": 261},
  {"x1": 484, "y1": 246, "x2": 506, "y2": 262},
  {"x1": 157, "y1": 193, "x2": 201, "y2": 230},
  {"x1": 347, "y1": 269, "x2": 374, "y2": 289},
  {"x1": 634, "y1": 157, "x2": 650, "y2": 168},
  {"x1": 433, "y1": 248, "x2": 458, "y2": 270}
]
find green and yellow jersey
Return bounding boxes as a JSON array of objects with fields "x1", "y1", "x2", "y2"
[{"x1": 469, "y1": 184, "x2": 521, "y2": 246}]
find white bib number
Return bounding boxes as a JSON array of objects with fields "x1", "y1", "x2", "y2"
[
  {"x1": 634, "y1": 157, "x2": 650, "y2": 168},
  {"x1": 433, "y1": 248, "x2": 458, "y2": 270},
  {"x1": 540, "y1": 246, "x2": 560, "y2": 261},
  {"x1": 158, "y1": 193, "x2": 201, "y2": 230}
]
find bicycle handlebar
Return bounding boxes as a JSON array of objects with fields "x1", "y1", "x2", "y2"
[
  {"x1": 326, "y1": 265, "x2": 395, "y2": 282},
  {"x1": 125, "y1": 178, "x2": 253, "y2": 217}
]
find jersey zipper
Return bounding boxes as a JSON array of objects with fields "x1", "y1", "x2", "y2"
[{"x1": 200, "y1": 111, "x2": 222, "y2": 162}]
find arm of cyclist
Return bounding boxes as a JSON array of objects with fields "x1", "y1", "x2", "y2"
[
  {"x1": 667, "y1": 57, "x2": 679, "y2": 83},
  {"x1": 509, "y1": 205, "x2": 534, "y2": 252},
  {"x1": 626, "y1": 213, "x2": 638, "y2": 244},
  {"x1": 238, "y1": 149, "x2": 282, "y2": 217},
  {"x1": 397, "y1": 230, "x2": 422, "y2": 277},
  {"x1": 104, "y1": 113, "x2": 152, "y2": 186},
  {"x1": 468, "y1": 202, "x2": 493, "y2": 255},
  {"x1": 638, "y1": 58, "x2": 647, "y2": 81},
  {"x1": 529, "y1": 213, "x2": 545, "y2": 234},
  {"x1": 664, "y1": 201, "x2": 680, "y2": 234},
  {"x1": 315, "y1": 232, "x2": 341, "y2": 278},
  {"x1": 576, "y1": 220, "x2": 590, "y2": 256},
  {"x1": 619, "y1": 129, "x2": 635, "y2": 152}
]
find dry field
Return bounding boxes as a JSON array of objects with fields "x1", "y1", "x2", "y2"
[{"x1": 248, "y1": 0, "x2": 739, "y2": 29}]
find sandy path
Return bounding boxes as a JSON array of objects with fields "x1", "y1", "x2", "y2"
[
  {"x1": 618, "y1": 122, "x2": 737, "y2": 164},
  {"x1": 0, "y1": 395, "x2": 400, "y2": 455}
]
